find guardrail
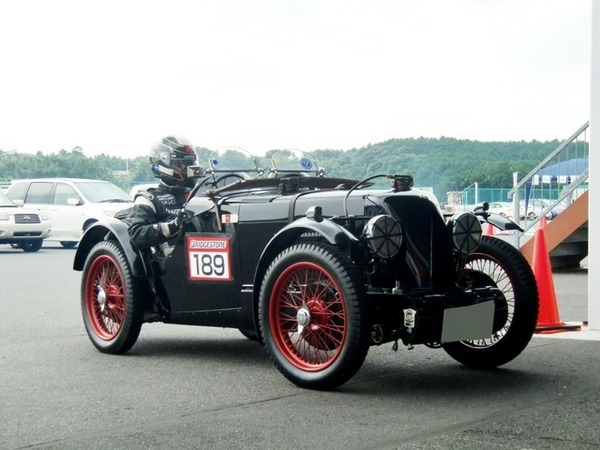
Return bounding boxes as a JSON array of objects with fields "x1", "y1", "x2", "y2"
[{"x1": 507, "y1": 121, "x2": 589, "y2": 246}]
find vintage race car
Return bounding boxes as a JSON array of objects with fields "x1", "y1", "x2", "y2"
[{"x1": 73, "y1": 149, "x2": 539, "y2": 390}]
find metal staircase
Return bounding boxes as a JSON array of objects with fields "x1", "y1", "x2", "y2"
[{"x1": 508, "y1": 122, "x2": 589, "y2": 268}]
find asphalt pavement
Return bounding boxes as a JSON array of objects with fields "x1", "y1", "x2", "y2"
[{"x1": 0, "y1": 242, "x2": 598, "y2": 449}]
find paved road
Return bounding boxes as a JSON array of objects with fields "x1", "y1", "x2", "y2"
[{"x1": 0, "y1": 242, "x2": 597, "y2": 449}]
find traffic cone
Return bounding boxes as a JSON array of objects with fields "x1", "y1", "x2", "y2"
[
  {"x1": 483, "y1": 222, "x2": 495, "y2": 236},
  {"x1": 531, "y1": 224, "x2": 581, "y2": 333}
]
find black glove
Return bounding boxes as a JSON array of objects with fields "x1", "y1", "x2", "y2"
[{"x1": 166, "y1": 211, "x2": 184, "y2": 235}]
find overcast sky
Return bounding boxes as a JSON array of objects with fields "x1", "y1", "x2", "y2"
[{"x1": 0, "y1": 0, "x2": 592, "y2": 158}]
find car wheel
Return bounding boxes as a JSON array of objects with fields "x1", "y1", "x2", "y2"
[
  {"x1": 60, "y1": 241, "x2": 78, "y2": 249},
  {"x1": 21, "y1": 239, "x2": 43, "y2": 252},
  {"x1": 81, "y1": 240, "x2": 143, "y2": 354},
  {"x1": 259, "y1": 242, "x2": 370, "y2": 390},
  {"x1": 443, "y1": 236, "x2": 539, "y2": 368}
]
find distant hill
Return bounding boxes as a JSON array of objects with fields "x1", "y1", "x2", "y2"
[
  {"x1": 1, "y1": 137, "x2": 565, "y2": 200},
  {"x1": 311, "y1": 137, "x2": 562, "y2": 199}
]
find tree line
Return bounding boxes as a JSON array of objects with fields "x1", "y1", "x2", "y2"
[{"x1": 0, "y1": 137, "x2": 565, "y2": 200}]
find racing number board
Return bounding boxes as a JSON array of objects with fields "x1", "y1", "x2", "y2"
[{"x1": 186, "y1": 234, "x2": 233, "y2": 282}]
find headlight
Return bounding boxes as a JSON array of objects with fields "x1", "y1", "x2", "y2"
[
  {"x1": 0, "y1": 214, "x2": 9, "y2": 221},
  {"x1": 362, "y1": 214, "x2": 402, "y2": 258},
  {"x1": 448, "y1": 212, "x2": 481, "y2": 254}
]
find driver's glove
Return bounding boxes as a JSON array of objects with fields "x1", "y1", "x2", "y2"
[{"x1": 163, "y1": 211, "x2": 184, "y2": 237}]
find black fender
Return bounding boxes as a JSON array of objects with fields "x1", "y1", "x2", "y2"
[
  {"x1": 483, "y1": 212, "x2": 524, "y2": 232},
  {"x1": 73, "y1": 217, "x2": 146, "y2": 277},
  {"x1": 253, "y1": 216, "x2": 359, "y2": 292}
]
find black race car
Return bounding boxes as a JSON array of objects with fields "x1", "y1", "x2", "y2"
[{"x1": 73, "y1": 148, "x2": 539, "y2": 390}]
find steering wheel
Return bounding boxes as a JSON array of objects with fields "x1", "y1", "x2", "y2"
[{"x1": 207, "y1": 173, "x2": 246, "y2": 188}]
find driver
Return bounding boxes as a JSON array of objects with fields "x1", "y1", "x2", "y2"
[{"x1": 128, "y1": 135, "x2": 197, "y2": 254}]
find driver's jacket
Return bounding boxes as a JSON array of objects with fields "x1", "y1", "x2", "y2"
[{"x1": 128, "y1": 184, "x2": 185, "y2": 251}]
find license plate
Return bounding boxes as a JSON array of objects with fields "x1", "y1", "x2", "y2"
[{"x1": 441, "y1": 300, "x2": 495, "y2": 343}]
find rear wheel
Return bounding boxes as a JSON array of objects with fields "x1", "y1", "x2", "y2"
[
  {"x1": 259, "y1": 242, "x2": 370, "y2": 390},
  {"x1": 81, "y1": 240, "x2": 143, "y2": 354},
  {"x1": 443, "y1": 236, "x2": 539, "y2": 368},
  {"x1": 21, "y1": 239, "x2": 43, "y2": 252}
]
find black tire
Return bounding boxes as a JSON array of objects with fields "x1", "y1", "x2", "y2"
[
  {"x1": 21, "y1": 239, "x2": 43, "y2": 252},
  {"x1": 443, "y1": 236, "x2": 539, "y2": 368},
  {"x1": 81, "y1": 240, "x2": 144, "y2": 354},
  {"x1": 259, "y1": 242, "x2": 370, "y2": 390},
  {"x1": 61, "y1": 241, "x2": 78, "y2": 249}
]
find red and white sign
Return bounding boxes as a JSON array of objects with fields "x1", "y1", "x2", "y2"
[{"x1": 186, "y1": 235, "x2": 233, "y2": 281}]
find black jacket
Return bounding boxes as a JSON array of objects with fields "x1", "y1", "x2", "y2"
[{"x1": 128, "y1": 184, "x2": 185, "y2": 250}]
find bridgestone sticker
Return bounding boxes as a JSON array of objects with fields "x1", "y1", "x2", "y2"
[{"x1": 186, "y1": 234, "x2": 232, "y2": 281}]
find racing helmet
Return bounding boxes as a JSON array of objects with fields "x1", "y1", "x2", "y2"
[{"x1": 150, "y1": 136, "x2": 197, "y2": 187}]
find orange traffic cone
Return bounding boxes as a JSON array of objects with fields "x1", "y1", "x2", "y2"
[
  {"x1": 483, "y1": 222, "x2": 495, "y2": 236},
  {"x1": 532, "y1": 224, "x2": 581, "y2": 333}
]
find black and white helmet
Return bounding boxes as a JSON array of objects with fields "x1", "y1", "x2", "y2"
[{"x1": 150, "y1": 136, "x2": 197, "y2": 187}]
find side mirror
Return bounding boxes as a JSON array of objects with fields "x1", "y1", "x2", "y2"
[{"x1": 67, "y1": 198, "x2": 82, "y2": 206}]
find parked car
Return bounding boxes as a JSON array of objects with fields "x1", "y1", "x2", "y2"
[
  {"x1": 73, "y1": 149, "x2": 538, "y2": 390},
  {"x1": 128, "y1": 183, "x2": 159, "y2": 198},
  {"x1": 519, "y1": 199, "x2": 567, "y2": 221},
  {"x1": 6, "y1": 178, "x2": 133, "y2": 248},
  {"x1": 0, "y1": 190, "x2": 51, "y2": 252},
  {"x1": 476, "y1": 202, "x2": 514, "y2": 219}
]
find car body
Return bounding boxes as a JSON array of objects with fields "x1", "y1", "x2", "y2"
[
  {"x1": 73, "y1": 149, "x2": 539, "y2": 390},
  {"x1": 6, "y1": 178, "x2": 133, "y2": 248},
  {"x1": 481, "y1": 201, "x2": 514, "y2": 219},
  {"x1": 519, "y1": 199, "x2": 566, "y2": 220},
  {"x1": 0, "y1": 190, "x2": 51, "y2": 252}
]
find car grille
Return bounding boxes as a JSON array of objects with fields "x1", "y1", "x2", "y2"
[
  {"x1": 14, "y1": 214, "x2": 41, "y2": 224},
  {"x1": 384, "y1": 196, "x2": 456, "y2": 288},
  {"x1": 14, "y1": 231, "x2": 43, "y2": 237}
]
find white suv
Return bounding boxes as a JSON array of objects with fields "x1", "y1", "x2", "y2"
[{"x1": 6, "y1": 178, "x2": 133, "y2": 248}]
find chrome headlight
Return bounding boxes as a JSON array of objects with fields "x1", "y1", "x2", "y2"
[
  {"x1": 449, "y1": 212, "x2": 482, "y2": 254},
  {"x1": 363, "y1": 215, "x2": 402, "y2": 258}
]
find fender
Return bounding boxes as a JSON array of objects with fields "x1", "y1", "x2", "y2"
[
  {"x1": 253, "y1": 216, "x2": 359, "y2": 289},
  {"x1": 483, "y1": 212, "x2": 524, "y2": 232},
  {"x1": 73, "y1": 217, "x2": 146, "y2": 277}
]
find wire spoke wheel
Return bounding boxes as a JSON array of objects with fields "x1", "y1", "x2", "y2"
[
  {"x1": 86, "y1": 254, "x2": 126, "y2": 340},
  {"x1": 259, "y1": 242, "x2": 369, "y2": 390},
  {"x1": 443, "y1": 236, "x2": 539, "y2": 368},
  {"x1": 271, "y1": 262, "x2": 347, "y2": 370},
  {"x1": 459, "y1": 256, "x2": 514, "y2": 348},
  {"x1": 81, "y1": 241, "x2": 143, "y2": 354}
]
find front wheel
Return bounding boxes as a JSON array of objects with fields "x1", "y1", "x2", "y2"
[
  {"x1": 21, "y1": 239, "x2": 43, "y2": 252},
  {"x1": 259, "y1": 242, "x2": 370, "y2": 390},
  {"x1": 81, "y1": 240, "x2": 144, "y2": 354},
  {"x1": 443, "y1": 236, "x2": 539, "y2": 368}
]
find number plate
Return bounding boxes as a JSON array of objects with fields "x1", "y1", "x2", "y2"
[
  {"x1": 186, "y1": 234, "x2": 233, "y2": 282},
  {"x1": 440, "y1": 300, "x2": 494, "y2": 343}
]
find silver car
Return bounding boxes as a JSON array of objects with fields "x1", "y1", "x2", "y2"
[
  {"x1": 0, "y1": 190, "x2": 51, "y2": 252},
  {"x1": 6, "y1": 178, "x2": 133, "y2": 248}
]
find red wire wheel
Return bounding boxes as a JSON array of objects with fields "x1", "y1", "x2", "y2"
[
  {"x1": 269, "y1": 261, "x2": 347, "y2": 371},
  {"x1": 81, "y1": 241, "x2": 143, "y2": 354},
  {"x1": 85, "y1": 254, "x2": 126, "y2": 340},
  {"x1": 259, "y1": 242, "x2": 370, "y2": 390}
]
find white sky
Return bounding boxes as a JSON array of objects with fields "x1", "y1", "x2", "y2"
[{"x1": 0, "y1": 0, "x2": 592, "y2": 158}]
